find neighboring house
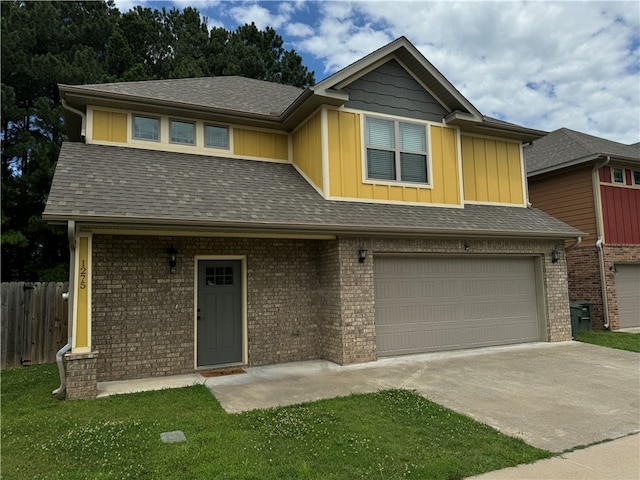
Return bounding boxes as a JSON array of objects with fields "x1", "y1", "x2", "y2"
[
  {"x1": 44, "y1": 37, "x2": 582, "y2": 400},
  {"x1": 525, "y1": 128, "x2": 640, "y2": 331}
]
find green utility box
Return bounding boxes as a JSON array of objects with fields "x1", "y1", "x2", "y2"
[{"x1": 570, "y1": 301, "x2": 593, "y2": 339}]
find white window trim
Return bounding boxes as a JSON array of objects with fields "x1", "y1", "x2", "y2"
[
  {"x1": 633, "y1": 170, "x2": 640, "y2": 186},
  {"x1": 132, "y1": 114, "x2": 161, "y2": 142},
  {"x1": 360, "y1": 113, "x2": 433, "y2": 188}
]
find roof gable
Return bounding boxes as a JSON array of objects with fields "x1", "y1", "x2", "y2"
[
  {"x1": 313, "y1": 36, "x2": 481, "y2": 119},
  {"x1": 525, "y1": 128, "x2": 640, "y2": 176},
  {"x1": 341, "y1": 59, "x2": 449, "y2": 122}
]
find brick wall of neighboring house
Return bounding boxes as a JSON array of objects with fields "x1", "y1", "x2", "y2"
[
  {"x1": 88, "y1": 233, "x2": 572, "y2": 384},
  {"x1": 566, "y1": 245, "x2": 604, "y2": 330},
  {"x1": 602, "y1": 244, "x2": 640, "y2": 330}
]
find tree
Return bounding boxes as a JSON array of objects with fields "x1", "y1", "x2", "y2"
[
  {"x1": 1, "y1": 1, "x2": 118, "y2": 281},
  {"x1": 1, "y1": 1, "x2": 314, "y2": 281}
]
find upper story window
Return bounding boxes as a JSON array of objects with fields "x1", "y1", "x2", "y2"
[
  {"x1": 133, "y1": 115, "x2": 160, "y2": 141},
  {"x1": 633, "y1": 171, "x2": 640, "y2": 186},
  {"x1": 612, "y1": 167, "x2": 624, "y2": 184},
  {"x1": 170, "y1": 119, "x2": 195, "y2": 145},
  {"x1": 365, "y1": 116, "x2": 428, "y2": 183},
  {"x1": 205, "y1": 125, "x2": 230, "y2": 149}
]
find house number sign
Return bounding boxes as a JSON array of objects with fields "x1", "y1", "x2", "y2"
[{"x1": 79, "y1": 260, "x2": 87, "y2": 289}]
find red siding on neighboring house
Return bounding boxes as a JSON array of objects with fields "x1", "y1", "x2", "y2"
[
  {"x1": 601, "y1": 185, "x2": 640, "y2": 244},
  {"x1": 600, "y1": 167, "x2": 611, "y2": 183}
]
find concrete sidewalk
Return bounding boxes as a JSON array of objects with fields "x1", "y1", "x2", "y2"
[{"x1": 468, "y1": 433, "x2": 640, "y2": 480}]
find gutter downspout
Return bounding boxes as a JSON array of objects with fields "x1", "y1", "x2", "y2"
[
  {"x1": 61, "y1": 98, "x2": 86, "y2": 141},
  {"x1": 53, "y1": 221, "x2": 76, "y2": 398},
  {"x1": 566, "y1": 236, "x2": 582, "y2": 252},
  {"x1": 592, "y1": 156, "x2": 611, "y2": 329}
]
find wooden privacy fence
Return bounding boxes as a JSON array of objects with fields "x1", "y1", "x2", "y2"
[{"x1": 1, "y1": 282, "x2": 69, "y2": 369}]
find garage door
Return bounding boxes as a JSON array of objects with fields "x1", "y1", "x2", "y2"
[
  {"x1": 615, "y1": 264, "x2": 640, "y2": 329},
  {"x1": 374, "y1": 256, "x2": 542, "y2": 356}
]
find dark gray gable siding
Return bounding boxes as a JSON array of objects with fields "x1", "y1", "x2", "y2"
[{"x1": 342, "y1": 59, "x2": 449, "y2": 122}]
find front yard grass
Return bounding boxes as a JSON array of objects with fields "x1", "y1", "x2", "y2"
[
  {"x1": 576, "y1": 331, "x2": 640, "y2": 353},
  {"x1": 2, "y1": 364, "x2": 551, "y2": 479}
]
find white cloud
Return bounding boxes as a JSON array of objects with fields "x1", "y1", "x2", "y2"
[
  {"x1": 285, "y1": 22, "x2": 315, "y2": 37},
  {"x1": 107, "y1": 0, "x2": 640, "y2": 143},
  {"x1": 292, "y1": 0, "x2": 639, "y2": 143},
  {"x1": 227, "y1": 2, "x2": 289, "y2": 29}
]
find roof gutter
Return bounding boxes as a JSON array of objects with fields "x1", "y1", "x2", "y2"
[
  {"x1": 592, "y1": 155, "x2": 611, "y2": 329},
  {"x1": 42, "y1": 213, "x2": 582, "y2": 240},
  {"x1": 60, "y1": 86, "x2": 285, "y2": 128},
  {"x1": 61, "y1": 98, "x2": 86, "y2": 140}
]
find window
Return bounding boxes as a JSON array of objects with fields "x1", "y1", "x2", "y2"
[
  {"x1": 205, "y1": 125, "x2": 229, "y2": 149},
  {"x1": 634, "y1": 171, "x2": 640, "y2": 186},
  {"x1": 365, "y1": 116, "x2": 428, "y2": 183},
  {"x1": 170, "y1": 120, "x2": 195, "y2": 145},
  {"x1": 612, "y1": 167, "x2": 624, "y2": 184},
  {"x1": 133, "y1": 115, "x2": 159, "y2": 141},
  {"x1": 205, "y1": 267, "x2": 233, "y2": 285}
]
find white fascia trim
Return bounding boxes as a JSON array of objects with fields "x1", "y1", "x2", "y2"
[
  {"x1": 321, "y1": 107, "x2": 331, "y2": 197},
  {"x1": 292, "y1": 162, "x2": 326, "y2": 199},
  {"x1": 326, "y1": 195, "x2": 464, "y2": 209},
  {"x1": 463, "y1": 200, "x2": 527, "y2": 208}
]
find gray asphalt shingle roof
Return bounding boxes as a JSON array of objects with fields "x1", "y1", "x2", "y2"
[
  {"x1": 525, "y1": 128, "x2": 640, "y2": 175},
  {"x1": 44, "y1": 143, "x2": 582, "y2": 238},
  {"x1": 67, "y1": 76, "x2": 304, "y2": 117}
]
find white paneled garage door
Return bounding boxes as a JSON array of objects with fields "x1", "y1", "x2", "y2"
[
  {"x1": 374, "y1": 256, "x2": 542, "y2": 356},
  {"x1": 615, "y1": 264, "x2": 640, "y2": 329}
]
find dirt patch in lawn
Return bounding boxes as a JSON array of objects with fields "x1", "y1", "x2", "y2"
[{"x1": 199, "y1": 367, "x2": 246, "y2": 378}]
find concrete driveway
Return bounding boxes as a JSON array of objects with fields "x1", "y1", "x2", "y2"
[{"x1": 206, "y1": 342, "x2": 640, "y2": 452}]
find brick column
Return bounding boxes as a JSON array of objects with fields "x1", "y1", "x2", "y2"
[{"x1": 64, "y1": 351, "x2": 98, "y2": 400}]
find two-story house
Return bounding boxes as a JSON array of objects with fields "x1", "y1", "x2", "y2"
[
  {"x1": 525, "y1": 128, "x2": 640, "y2": 332},
  {"x1": 44, "y1": 37, "x2": 582, "y2": 400}
]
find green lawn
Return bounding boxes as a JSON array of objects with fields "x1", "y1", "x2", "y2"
[
  {"x1": 1, "y1": 364, "x2": 551, "y2": 480},
  {"x1": 576, "y1": 331, "x2": 640, "y2": 353}
]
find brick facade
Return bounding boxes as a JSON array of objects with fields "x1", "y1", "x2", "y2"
[
  {"x1": 64, "y1": 351, "x2": 98, "y2": 400},
  {"x1": 81, "y1": 233, "x2": 571, "y2": 389},
  {"x1": 566, "y1": 245, "x2": 604, "y2": 329},
  {"x1": 602, "y1": 244, "x2": 640, "y2": 330},
  {"x1": 565, "y1": 243, "x2": 640, "y2": 331}
]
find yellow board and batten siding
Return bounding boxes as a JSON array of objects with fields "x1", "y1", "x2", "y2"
[
  {"x1": 327, "y1": 109, "x2": 461, "y2": 205},
  {"x1": 92, "y1": 110, "x2": 127, "y2": 143},
  {"x1": 461, "y1": 135, "x2": 525, "y2": 205},
  {"x1": 73, "y1": 235, "x2": 91, "y2": 352},
  {"x1": 292, "y1": 112, "x2": 324, "y2": 191},
  {"x1": 233, "y1": 129, "x2": 288, "y2": 161}
]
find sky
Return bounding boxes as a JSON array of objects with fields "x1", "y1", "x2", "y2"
[{"x1": 113, "y1": 0, "x2": 640, "y2": 144}]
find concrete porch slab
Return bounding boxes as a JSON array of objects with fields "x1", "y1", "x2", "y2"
[{"x1": 97, "y1": 373, "x2": 205, "y2": 398}]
